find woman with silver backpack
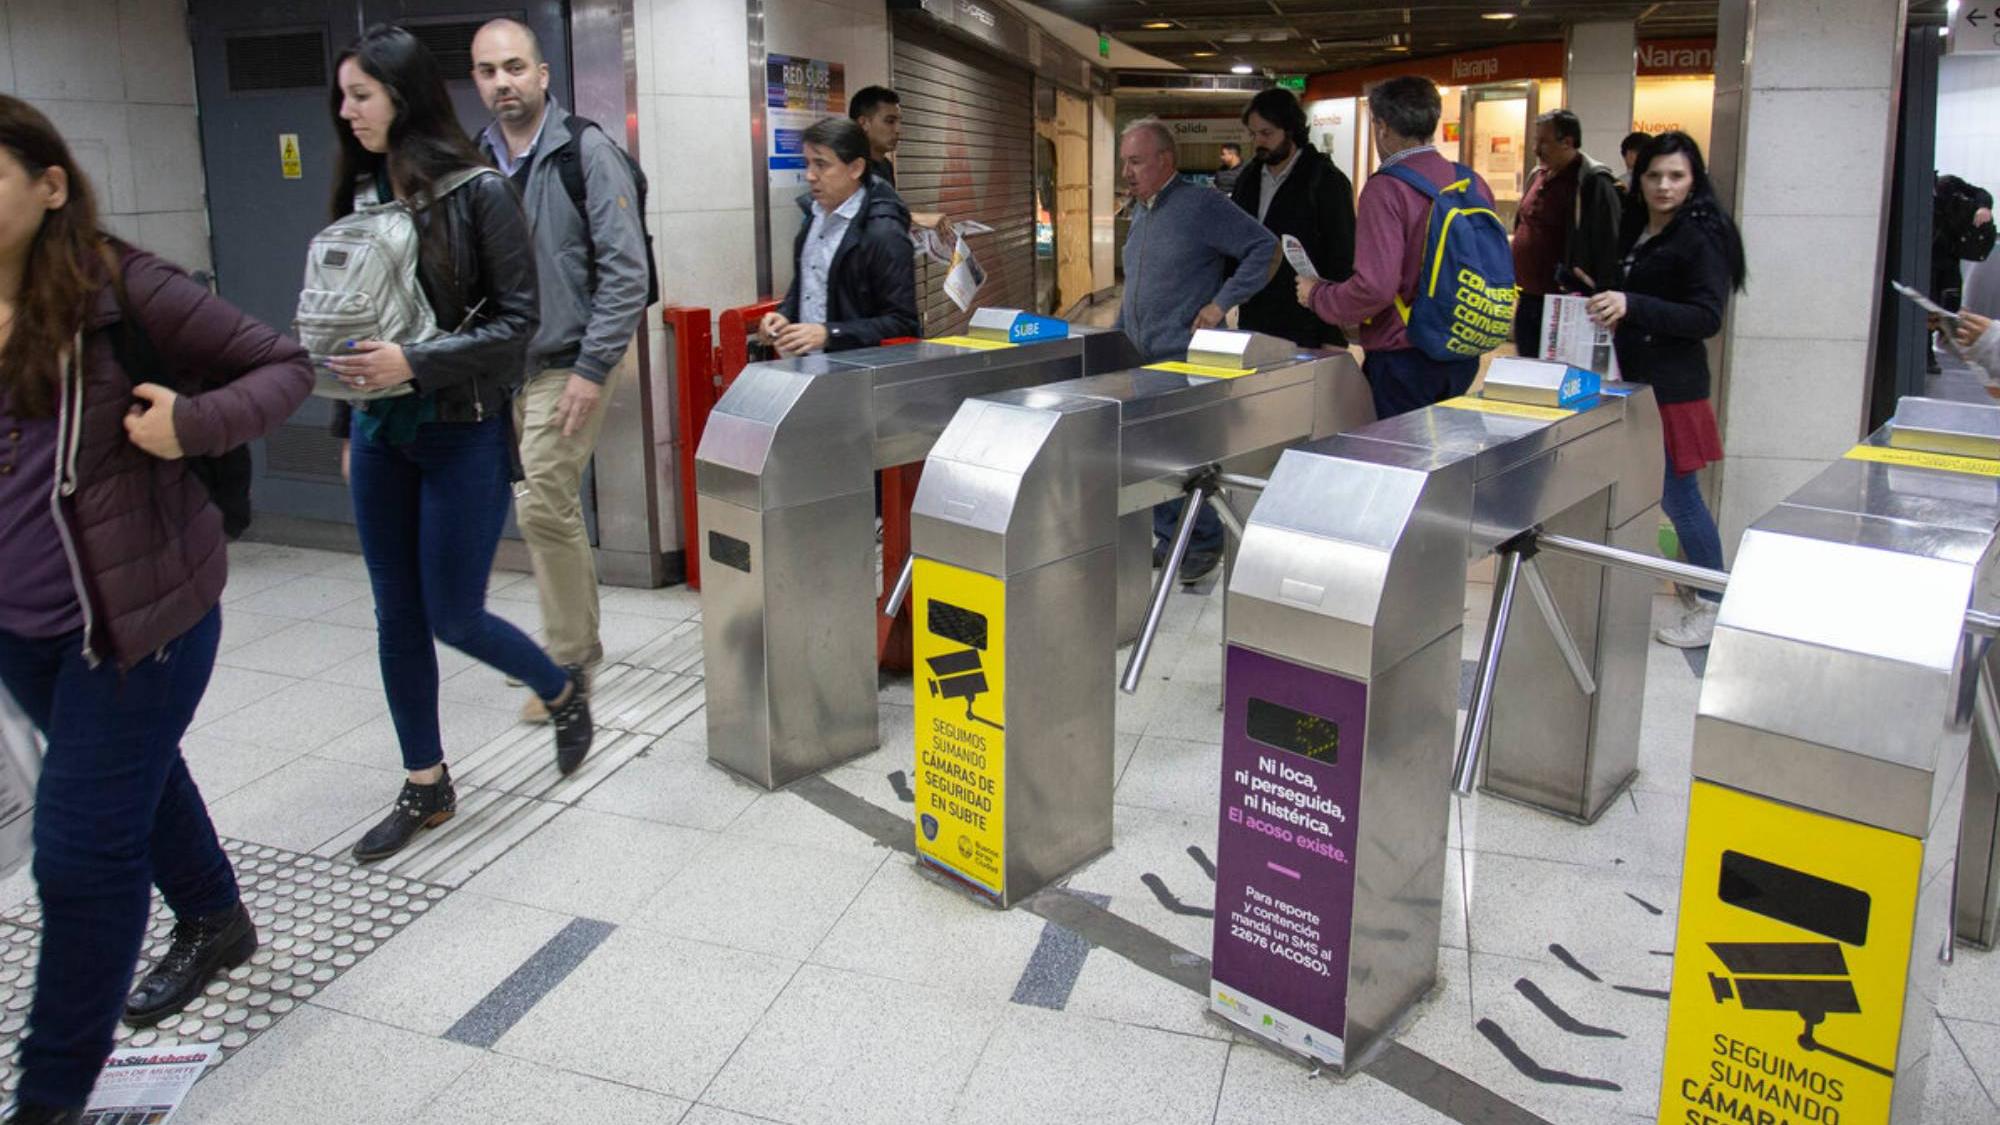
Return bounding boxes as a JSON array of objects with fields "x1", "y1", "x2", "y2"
[{"x1": 315, "y1": 25, "x2": 594, "y2": 864}]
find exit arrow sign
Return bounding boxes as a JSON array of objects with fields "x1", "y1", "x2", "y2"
[{"x1": 1953, "y1": 5, "x2": 2000, "y2": 54}]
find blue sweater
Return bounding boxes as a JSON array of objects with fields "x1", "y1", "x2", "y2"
[{"x1": 1116, "y1": 176, "x2": 1279, "y2": 362}]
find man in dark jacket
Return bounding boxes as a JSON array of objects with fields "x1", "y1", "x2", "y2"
[
  {"x1": 1229, "y1": 87, "x2": 1355, "y2": 348},
  {"x1": 850, "y1": 86, "x2": 901, "y2": 186},
  {"x1": 1512, "y1": 108, "x2": 1623, "y2": 357},
  {"x1": 762, "y1": 117, "x2": 919, "y2": 354}
]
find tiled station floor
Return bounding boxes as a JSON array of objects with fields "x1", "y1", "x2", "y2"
[{"x1": 2, "y1": 540, "x2": 1995, "y2": 1124}]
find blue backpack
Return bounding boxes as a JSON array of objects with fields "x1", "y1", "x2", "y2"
[{"x1": 1376, "y1": 162, "x2": 1518, "y2": 362}]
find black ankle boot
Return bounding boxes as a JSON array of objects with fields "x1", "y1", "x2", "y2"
[
  {"x1": 6, "y1": 1103, "x2": 81, "y2": 1124},
  {"x1": 351, "y1": 765, "x2": 457, "y2": 864},
  {"x1": 123, "y1": 901, "x2": 257, "y2": 1028},
  {"x1": 549, "y1": 665, "x2": 594, "y2": 776}
]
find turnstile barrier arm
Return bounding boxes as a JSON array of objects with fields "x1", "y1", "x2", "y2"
[
  {"x1": 1455, "y1": 545, "x2": 1525, "y2": 796},
  {"x1": 1519, "y1": 557, "x2": 1597, "y2": 698},
  {"x1": 1121, "y1": 479, "x2": 1212, "y2": 695},
  {"x1": 885, "y1": 555, "x2": 916, "y2": 620}
]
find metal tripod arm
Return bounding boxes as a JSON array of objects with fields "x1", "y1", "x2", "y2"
[
  {"x1": 1453, "y1": 547, "x2": 1525, "y2": 796},
  {"x1": 884, "y1": 555, "x2": 916, "y2": 619},
  {"x1": 1120, "y1": 481, "x2": 1212, "y2": 695},
  {"x1": 1518, "y1": 557, "x2": 1597, "y2": 698}
]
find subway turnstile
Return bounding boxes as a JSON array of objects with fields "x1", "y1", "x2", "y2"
[
  {"x1": 1208, "y1": 383, "x2": 1663, "y2": 1071},
  {"x1": 907, "y1": 331, "x2": 1374, "y2": 907},
  {"x1": 1657, "y1": 397, "x2": 2000, "y2": 1124},
  {"x1": 695, "y1": 311, "x2": 1140, "y2": 789}
]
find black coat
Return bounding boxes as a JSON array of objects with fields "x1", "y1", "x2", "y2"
[
  {"x1": 779, "y1": 176, "x2": 919, "y2": 351},
  {"x1": 1228, "y1": 144, "x2": 1355, "y2": 348},
  {"x1": 1611, "y1": 207, "x2": 1735, "y2": 405}
]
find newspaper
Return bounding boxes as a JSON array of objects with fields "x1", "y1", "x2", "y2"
[
  {"x1": 1538, "y1": 293, "x2": 1620, "y2": 380},
  {"x1": 0, "y1": 686, "x2": 38, "y2": 881},
  {"x1": 911, "y1": 219, "x2": 996, "y2": 312},
  {"x1": 1281, "y1": 234, "x2": 1320, "y2": 282},
  {"x1": 81, "y1": 1044, "x2": 220, "y2": 1124}
]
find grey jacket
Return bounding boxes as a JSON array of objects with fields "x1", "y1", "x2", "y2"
[
  {"x1": 481, "y1": 103, "x2": 649, "y2": 384},
  {"x1": 1116, "y1": 176, "x2": 1278, "y2": 362}
]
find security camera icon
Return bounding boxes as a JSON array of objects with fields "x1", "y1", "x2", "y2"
[{"x1": 925, "y1": 600, "x2": 1004, "y2": 731}]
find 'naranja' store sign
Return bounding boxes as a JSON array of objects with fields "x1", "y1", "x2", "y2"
[{"x1": 1305, "y1": 39, "x2": 1716, "y2": 101}]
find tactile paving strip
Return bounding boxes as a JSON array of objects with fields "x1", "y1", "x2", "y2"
[{"x1": 0, "y1": 837, "x2": 446, "y2": 1098}]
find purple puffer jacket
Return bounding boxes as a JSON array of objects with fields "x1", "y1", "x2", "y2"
[{"x1": 53, "y1": 245, "x2": 313, "y2": 670}]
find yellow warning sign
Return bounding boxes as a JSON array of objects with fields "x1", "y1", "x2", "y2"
[
  {"x1": 1659, "y1": 781, "x2": 1922, "y2": 1125},
  {"x1": 278, "y1": 133, "x2": 302, "y2": 180},
  {"x1": 912, "y1": 559, "x2": 1006, "y2": 900},
  {"x1": 927, "y1": 335, "x2": 1014, "y2": 351},
  {"x1": 1844, "y1": 443, "x2": 2000, "y2": 478},
  {"x1": 1145, "y1": 360, "x2": 1253, "y2": 379},
  {"x1": 1437, "y1": 395, "x2": 1573, "y2": 422}
]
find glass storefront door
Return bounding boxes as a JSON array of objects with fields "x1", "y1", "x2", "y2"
[{"x1": 1465, "y1": 82, "x2": 1535, "y2": 226}]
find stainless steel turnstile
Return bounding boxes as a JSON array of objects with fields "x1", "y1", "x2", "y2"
[
  {"x1": 696, "y1": 312, "x2": 1140, "y2": 789},
  {"x1": 1654, "y1": 395, "x2": 2000, "y2": 1124},
  {"x1": 1206, "y1": 383, "x2": 1662, "y2": 1071},
  {"x1": 905, "y1": 331, "x2": 1374, "y2": 907}
]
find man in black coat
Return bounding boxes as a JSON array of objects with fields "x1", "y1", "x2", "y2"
[
  {"x1": 1228, "y1": 87, "x2": 1356, "y2": 348},
  {"x1": 762, "y1": 117, "x2": 919, "y2": 354}
]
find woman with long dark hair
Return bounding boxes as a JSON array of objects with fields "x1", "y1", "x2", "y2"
[
  {"x1": 1585, "y1": 131, "x2": 1747, "y2": 649},
  {"x1": 0, "y1": 95, "x2": 312, "y2": 1123},
  {"x1": 325, "y1": 25, "x2": 594, "y2": 863}
]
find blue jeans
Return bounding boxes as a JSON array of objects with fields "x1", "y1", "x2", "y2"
[
  {"x1": 1362, "y1": 347, "x2": 1480, "y2": 419},
  {"x1": 0, "y1": 606, "x2": 238, "y2": 1107},
  {"x1": 1662, "y1": 463, "x2": 1724, "y2": 604},
  {"x1": 1153, "y1": 497, "x2": 1225, "y2": 558},
  {"x1": 351, "y1": 418, "x2": 568, "y2": 771}
]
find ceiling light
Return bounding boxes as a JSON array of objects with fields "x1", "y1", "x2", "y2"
[
  {"x1": 1143, "y1": 20, "x2": 1172, "y2": 29},
  {"x1": 1387, "y1": 44, "x2": 1410, "y2": 52},
  {"x1": 1190, "y1": 49, "x2": 1217, "y2": 57},
  {"x1": 1231, "y1": 63, "x2": 1255, "y2": 74},
  {"x1": 1482, "y1": 11, "x2": 1516, "y2": 18}
]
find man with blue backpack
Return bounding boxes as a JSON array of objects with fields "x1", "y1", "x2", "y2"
[{"x1": 1295, "y1": 76, "x2": 1517, "y2": 418}]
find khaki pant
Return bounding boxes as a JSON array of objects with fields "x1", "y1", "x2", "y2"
[{"x1": 514, "y1": 367, "x2": 611, "y2": 667}]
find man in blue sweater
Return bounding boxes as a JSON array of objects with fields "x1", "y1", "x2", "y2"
[{"x1": 1115, "y1": 117, "x2": 1277, "y2": 583}]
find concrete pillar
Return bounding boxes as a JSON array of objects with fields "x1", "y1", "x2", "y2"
[
  {"x1": 1564, "y1": 20, "x2": 1636, "y2": 162},
  {"x1": 1707, "y1": 0, "x2": 1905, "y2": 556}
]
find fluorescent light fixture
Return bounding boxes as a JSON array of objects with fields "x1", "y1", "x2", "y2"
[
  {"x1": 1231, "y1": 63, "x2": 1255, "y2": 74},
  {"x1": 1143, "y1": 20, "x2": 1172, "y2": 29},
  {"x1": 1949, "y1": 0, "x2": 1961, "y2": 17},
  {"x1": 1190, "y1": 49, "x2": 1217, "y2": 57},
  {"x1": 1482, "y1": 10, "x2": 1516, "y2": 18}
]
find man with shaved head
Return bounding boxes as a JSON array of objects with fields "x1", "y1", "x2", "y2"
[
  {"x1": 1114, "y1": 116, "x2": 1276, "y2": 585},
  {"x1": 471, "y1": 18, "x2": 651, "y2": 722}
]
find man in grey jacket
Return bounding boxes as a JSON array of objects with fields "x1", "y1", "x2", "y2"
[
  {"x1": 1115, "y1": 118, "x2": 1276, "y2": 583},
  {"x1": 473, "y1": 19, "x2": 650, "y2": 720}
]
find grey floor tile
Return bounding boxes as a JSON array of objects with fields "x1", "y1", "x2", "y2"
[
  {"x1": 1461, "y1": 849, "x2": 1680, "y2": 983},
  {"x1": 216, "y1": 619, "x2": 379, "y2": 678},
  {"x1": 1457, "y1": 785, "x2": 1687, "y2": 879},
  {"x1": 1456, "y1": 949, "x2": 1670, "y2": 1119},
  {"x1": 228, "y1": 543, "x2": 356, "y2": 574},
  {"x1": 811, "y1": 860, "x2": 1047, "y2": 1002},
  {"x1": 495, "y1": 925, "x2": 798, "y2": 1099},
  {"x1": 440, "y1": 661, "x2": 538, "y2": 712},
  {"x1": 600, "y1": 584, "x2": 703, "y2": 622},
  {"x1": 1059, "y1": 803, "x2": 1221, "y2": 958},
  {"x1": 1212, "y1": 1040, "x2": 1453, "y2": 1124},
  {"x1": 461, "y1": 807, "x2": 708, "y2": 923},
  {"x1": 318, "y1": 787, "x2": 568, "y2": 887},
  {"x1": 1061, "y1": 946, "x2": 1228, "y2": 1040},
  {"x1": 413, "y1": 1053, "x2": 693, "y2": 1124},
  {"x1": 197, "y1": 678, "x2": 388, "y2": 753},
  {"x1": 320, "y1": 641, "x2": 479, "y2": 690},
  {"x1": 316, "y1": 699, "x2": 523, "y2": 772},
  {"x1": 632, "y1": 833, "x2": 883, "y2": 959},
  {"x1": 219, "y1": 564, "x2": 312, "y2": 605},
  {"x1": 576, "y1": 739, "x2": 764, "y2": 830},
  {"x1": 189, "y1": 665, "x2": 298, "y2": 730},
  {"x1": 180, "y1": 732, "x2": 308, "y2": 803},
  {"x1": 1933, "y1": 1018, "x2": 2000, "y2": 1120},
  {"x1": 703, "y1": 963, "x2": 1004, "y2": 1125},
  {"x1": 177, "y1": 1004, "x2": 481, "y2": 1124},
  {"x1": 314, "y1": 889, "x2": 573, "y2": 1036},
  {"x1": 1942, "y1": 945, "x2": 2000, "y2": 1026},
  {"x1": 317, "y1": 591, "x2": 388, "y2": 630},
  {"x1": 680, "y1": 1106, "x2": 792, "y2": 1125},
  {"x1": 1114, "y1": 732, "x2": 1223, "y2": 817},
  {"x1": 947, "y1": 1004, "x2": 1229, "y2": 1125},
  {"x1": 207, "y1": 755, "x2": 405, "y2": 853},
  {"x1": 229, "y1": 574, "x2": 375, "y2": 621},
  {"x1": 487, "y1": 597, "x2": 544, "y2": 636},
  {"x1": 724, "y1": 790, "x2": 901, "y2": 860},
  {"x1": 215, "y1": 609, "x2": 296, "y2": 655},
  {"x1": 1136, "y1": 676, "x2": 1228, "y2": 746}
]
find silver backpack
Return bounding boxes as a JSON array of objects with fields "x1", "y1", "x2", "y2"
[{"x1": 296, "y1": 167, "x2": 496, "y2": 401}]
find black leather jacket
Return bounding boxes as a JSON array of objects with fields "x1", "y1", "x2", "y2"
[{"x1": 330, "y1": 169, "x2": 539, "y2": 434}]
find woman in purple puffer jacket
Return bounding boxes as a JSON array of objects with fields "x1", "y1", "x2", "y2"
[{"x1": 0, "y1": 96, "x2": 312, "y2": 1124}]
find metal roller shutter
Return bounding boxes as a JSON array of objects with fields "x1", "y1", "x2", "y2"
[{"x1": 892, "y1": 19, "x2": 1036, "y2": 336}]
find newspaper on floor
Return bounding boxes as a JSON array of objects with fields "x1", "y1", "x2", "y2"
[
  {"x1": 81, "y1": 1044, "x2": 221, "y2": 1124},
  {"x1": 0, "y1": 685, "x2": 38, "y2": 881},
  {"x1": 1281, "y1": 234, "x2": 1320, "y2": 282},
  {"x1": 1538, "y1": 292, "x2": 1620, "y2": 380}
]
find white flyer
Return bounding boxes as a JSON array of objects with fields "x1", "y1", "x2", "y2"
[
  {"x1": 942, "y1": 233, "x2": 988, "y2": 311},
  {"x1": 1538, "y1": 293, "x2": 1620, "y2": 380},
  {"x1": 81, "y1": 1044, "x2": 221, "y2": 1124},
  {"x1": 1281, "y1": 234, "x2": 1320, "y2": 282}
]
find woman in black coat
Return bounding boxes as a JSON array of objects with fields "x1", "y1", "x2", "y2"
[
  {"x1": 762, "y1": 116, "x2": 919, "y2": 355},
  {"x1": 1585, "y1": 132, "x2": 1747, "y2": 649}
]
